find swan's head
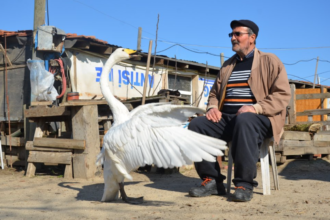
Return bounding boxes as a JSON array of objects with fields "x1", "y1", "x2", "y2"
[{"x1": 111, "y1": 48, "x2": 139, "y2": 63}]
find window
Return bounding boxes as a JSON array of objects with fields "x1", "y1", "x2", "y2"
[{"x1": 168, "y1": 74, "x2": 192, "y2": 103}]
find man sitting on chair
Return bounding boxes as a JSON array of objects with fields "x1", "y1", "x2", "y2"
[{"x1": 188, "y1": 19, "x2": 291, "y2": 202}]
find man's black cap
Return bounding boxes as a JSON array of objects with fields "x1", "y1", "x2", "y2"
[{"x1": 230, "y1": 20, "x2": 259, "y2": 37}]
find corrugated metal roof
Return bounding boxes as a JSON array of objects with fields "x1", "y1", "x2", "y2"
[
  {"x1": 2, "y1": 29, "x2": 329, "y2": 88},
  {"x1": 289, "y1": 79, "x2": 330, "y2": 90},
  {"x1": 0, "y1": 29, "x2": 119, "y2": 46},
  {"x1": 66, "y1": 33, "x2": 108, "y2": 45},
  {"x1": 0, "y1": 30, "x2": 33, "y2": 37}
]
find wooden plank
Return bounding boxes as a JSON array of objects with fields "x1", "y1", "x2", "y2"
[
  {"x1": 26, "y1": 163, "x2": 36, "y2": 177},
  {"x1": 31, "y1": 101, "x2": 53, "y2": 106},
  {"x1": 6, "y1": 160, "x2": 25, "y2": 167},
  {"x1": 314, "y1": 141, "x2": 330, "y2": 147},
  {"x1": 288, "y1": 84, "x2": 296, "y2": 124},
  {"x1": 27, "y1": 151, "x2": 72, "y2": 164},
  {"x1": 24, "y1": 106, "x2": 70, "y2": 118},
  {"x1": 277, "y1": 140, "x2": 313, "y2": 151},
  {"x1": 282, "y1": 146, "x2": 316, "y2": 156},
  {"x1": 64, "y1": 164, "x2": 73, "y2": 179},
  {"x1": 0, "y1": 43, "x2": 13, "y2": 66},
  {"x1": 293, "y1": 121, "x2": 330, "y2": 125},
  {"x1": 313, "y1": 132, "x2": 330, "y2": 141},
  {"x1": 34, "y1": 137, "x2": 85, "y2": 150},
  {"x1": 25, "y1": 141, "x2": 72, "y2": 152},
  {"x1": 316, "y1": 147, "x2": 330, "y2": 154},
  {"x1": 60, "y1": 100, "x2": 133, "y2": 110},
  {"x1": 281, "y1": 131, "x2": 311, "y2": 141},
  {"x1": 296, "y1": 93, "x2": 330, "y2": 100},
  {"x1": 26, "y1": 119, "x2": 47, "y2": 177},
  {"x1": 4, "y1": 147, "x2": 25, "y2": 160},
  {"x1": 296, "y1": 109, "x2": 330, "y2": 116},
  {"x1": 71, "y1": 105, "x2": 100, "y2": 179},
  {"x1": 1, "y1": 137, "x2": 25, "y2": 146}
]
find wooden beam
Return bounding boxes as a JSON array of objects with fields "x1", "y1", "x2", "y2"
[
  {"x1": 281, "y1": 131, "x2": 311, "y2": 141},
  {"x1": 155, "y1": 58, "x2": 164, "y2": 65},
  {"x1": 1, "y1": 137, "x2": 25, "y2": 147},
  {"x1": 177, "y1": 63, "x2": 189, "y2": 69},
  {"x1": 293, "y1": 120, "x2": 330, "y2": 125},
  {"x1": 26, "y1": 141, "x2": 72, "y2": 152},
  {"x1": 27, "y1": 151, "x2": 72, "y2": 164},
  {"x1": 73, "y1": 40, "x2": 90, "y2": 49},
  {"x1": 24, "y1": 106, "x2": 70, "y2": 118},
  {"x1": 71, "y1": 105, "x2": 100, "y2": 179},
  {"x1": 288, "y1": 84, "x2": 296, "y2": 124},
  {"x1": 0, "y1": 43, "x2": 13, "y2": 66},
  {"x1": 296, "y1": 93, "x2": 330, "y2": 100},
  {"x1": 296, "y1": 109, "x2": 330, "y2": 116},
  {"x1": 33, "y1": 137, "x2": 85, "y2": 150},
  {"x1": 31, "y1": 101, "x2": 53, "y2": 106},
  {"x1": 277, "y1": 140, "x2": 313, "y2": 151},
  {"x1": 60, "y1": 100, "x2": 133, "y2": 110},
  {"x1": 198, "y1": 67, "x2": 209, "y2": 73}
]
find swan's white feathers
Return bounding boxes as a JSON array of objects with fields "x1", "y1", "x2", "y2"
[
  {"x1": 98, "y1": 48, "x2": 227, "y2": 202},
  {"x1": 101, "y1": 103, "x2": 227, "y2": 175}
]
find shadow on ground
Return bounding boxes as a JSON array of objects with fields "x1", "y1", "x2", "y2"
[{"x1": 278, "y1": 157, "x2": 330, "y2": 182}]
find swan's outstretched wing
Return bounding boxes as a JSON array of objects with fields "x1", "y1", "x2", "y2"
[{"x1": 101, "y1": 104, "x2": 227, "y2": 179}]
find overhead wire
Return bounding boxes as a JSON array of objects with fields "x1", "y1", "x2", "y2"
[
  {"x1": 64, "y1": 0, "x2": 330, "y2": 85},
  {"x1": 69, "y1": 0, "x2": 330, "y2": 53}
]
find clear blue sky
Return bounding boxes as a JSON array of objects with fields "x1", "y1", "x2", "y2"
[{"x1": 3, "y1": 0, "x2": 330, "y2": 85}]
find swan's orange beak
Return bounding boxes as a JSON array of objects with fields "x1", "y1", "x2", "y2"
[
  {"x1": 124, "y1": 49, "x2": 141, "y2": 58},
  {"x1": 124, "y1": 49, "x2": 136, "y2": 55}
]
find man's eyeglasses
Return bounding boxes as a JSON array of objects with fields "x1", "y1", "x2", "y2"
[{"x1": 228, "y1": 32, "x2": 249, "y2": 38}]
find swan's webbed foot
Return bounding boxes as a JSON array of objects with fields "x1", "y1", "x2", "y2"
[
  {"x1": 119, "y1": 182, "x2": 144, "y2": 204},
  {"x1": 122, "y1": 195, "x2": 144, "y2": 204}
]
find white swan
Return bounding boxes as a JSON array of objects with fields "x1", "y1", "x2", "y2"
[{"x1": 97, "y1": 48, "x2": 227, "y2": 204}]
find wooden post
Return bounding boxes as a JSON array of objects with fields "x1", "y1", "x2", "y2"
[
  {"x1": 141, "y1": 40, "x2": 153, "y2": 105},
  {"x1": 313, "y1": 56, "x2": 319, "y2": 88},
  {"x1": 26, "y1": 119, "x2": 45, "y2": 177},
  {"x1": 321, "y1": 86, "x2": 324, "y2": 122},
  {"x1": 288, "y1": 84, "x2": 296, "y2": 124},
  {"x1": 137, "y1": 27, "x2": 142, "y2": 51},
  {"x1": 220, "y1": 53, "x2": 224, "y2": 66},
  {"x1": 71, "y1": 105, "x2": 100, "y2": 179},
  {"x1": 32, "y1": 0, "x2": 45, "y2": 62}
]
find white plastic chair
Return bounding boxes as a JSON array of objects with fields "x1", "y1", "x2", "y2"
[
  {"x1": 0, "y1": 139, "x2": 4, "y2": 169},
  {"x1": 226, "y1": 138, "x2": 279, "y2": 195}
]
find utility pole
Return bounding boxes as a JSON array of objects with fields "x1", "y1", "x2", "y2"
[
  {"x1": 313, "y1": 56, "x2": 319, "y2": 88},
  {"x1": 27, "y1": 0, "x2": 46, "y2": 142},
  {"x1": 137, "y1": 27, "x2": 142, "y2": 51},
  {"x1": 32, "y1": 0, "x2": 46, "y2": 60},
  {"x1": 220, "y1": 53, "x2": 224, "y2": 66},
  {"x1": 141, "y1": 40, "x2": 153, "y2": 105}
]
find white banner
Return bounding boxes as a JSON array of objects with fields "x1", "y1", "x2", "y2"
[
  {"x1": 66, "y1": 50, "x2": 162, "y2": 100},
  {"x1": 197, "y1": 77, "x2": 215, "y2": 109}
]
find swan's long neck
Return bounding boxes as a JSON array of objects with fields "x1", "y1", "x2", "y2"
[{"x1": 100, "y1": 55, "x2": 129, "y2": 125}]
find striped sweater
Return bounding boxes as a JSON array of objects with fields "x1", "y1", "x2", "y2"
[{"x1": 222, "y1": 53, "x2": 256, "y2": 114}]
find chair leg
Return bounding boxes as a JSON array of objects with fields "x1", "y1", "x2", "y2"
[
  {"x1": 226, "y1": 142, "x2": 233, "y2": 194},
  {"x1": 260, "y1": 139, "x2": 271, "y2": 195},
  {"x1": 269, "y1": 143, "x2": 280, "y2": 190}
]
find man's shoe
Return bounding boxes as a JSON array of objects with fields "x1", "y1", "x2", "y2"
[
  {"x1": 189, "y1": 177, "x2": 226, "y2": 197},
  {"x1": 232, "y1": 186, "x2": 253, "y2": 202}
]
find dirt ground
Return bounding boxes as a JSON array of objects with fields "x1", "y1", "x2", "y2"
[{"x1": 1, "y1": 157, "x2": 330, "y2": 220}]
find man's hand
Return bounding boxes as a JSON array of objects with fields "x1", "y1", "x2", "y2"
[
  {"x1": 237, "y1": 105, "x2": 256, "y2": 115},
  {"x1": 206, "y1": 108, "x2": 222, "y2": 122}
]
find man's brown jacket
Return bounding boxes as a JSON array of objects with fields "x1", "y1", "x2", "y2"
[{"x1": 207, "y1": 48, "x2": 291, "y2": 144}]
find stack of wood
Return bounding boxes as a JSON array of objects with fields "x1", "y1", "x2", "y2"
[
  {"x1": 0, "y1": 125, "x2": 26, "y2": 168},
  {"x1": 277, "y1": 123, "x2": 330, "y2": 162}
]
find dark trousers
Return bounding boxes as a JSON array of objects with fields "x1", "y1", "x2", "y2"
[{"x1": 188, "y1": 112, "x2": 272, "y2": 190}]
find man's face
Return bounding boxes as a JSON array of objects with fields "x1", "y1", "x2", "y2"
[{"x1": 231, "y1": 26, "x2": 255, "y2": 55}]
